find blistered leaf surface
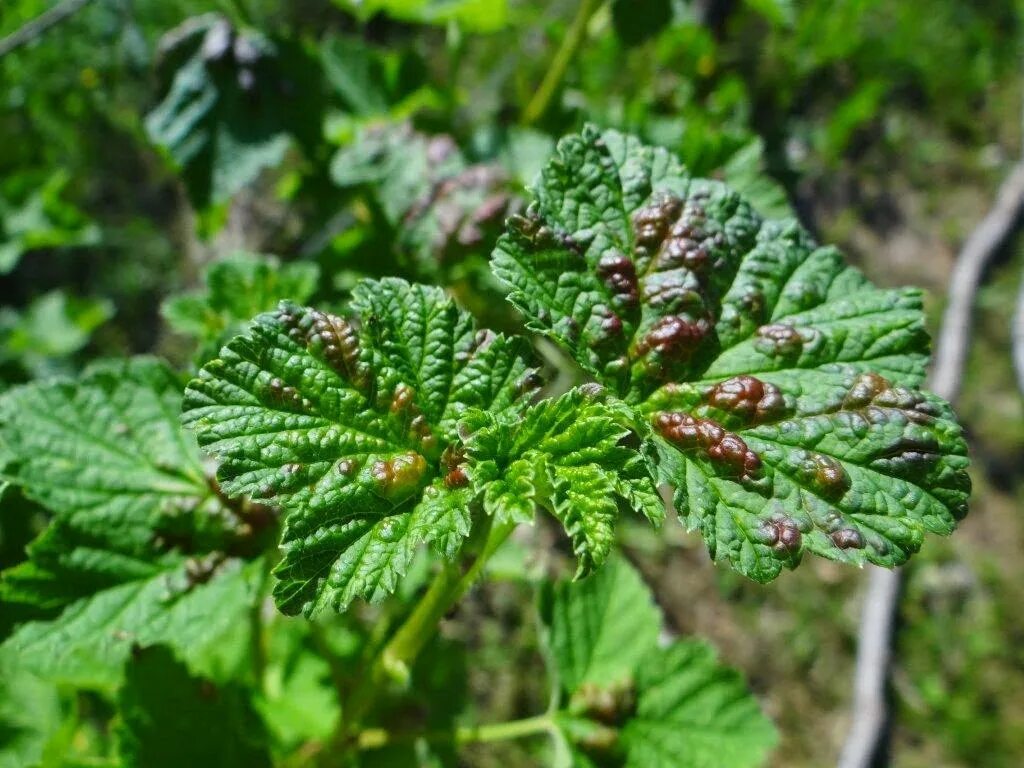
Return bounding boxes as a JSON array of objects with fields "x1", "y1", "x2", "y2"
[
  {"x1": 183, "y1": 278, "x2": 537, "y2": 615},
  {"x1": 493, "y1": 125, "x2": 970, "y2": 580}
]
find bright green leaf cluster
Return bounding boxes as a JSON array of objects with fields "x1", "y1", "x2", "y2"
[{"x1": 183, "y1": 278, "x2": 660, "y2": 616}]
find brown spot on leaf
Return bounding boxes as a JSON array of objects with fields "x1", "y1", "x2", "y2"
[
  {"x1": 708, "y1": 375, "x2": 787, "y2": 422},
  {"x1": 305, "y1": 309, "x2": 365, "y2": 387},
  {"x1": 755, "y1": 323, "x2": 804, "y2": 356},
  {"x1": 794, "y1": 451, "x2": 850, "y2": 500},
  {"x1": 596, "y1": 251, "x2": 639, "y2": 306},
  {"x1": 371, "y1": 452, "x2": 428, "y2": 502},
  {"x1": 336, "y1": 459, "x2": 359, "y2": 476},
  {"x1": 759, "y1": 517, "x2": 802, "y2": 553},
  {"x1": 390, "y1": 383, "x2": 415, "y2": 413},
  {"x1": 635, "y1": 314, "x2": 711, "y2": 364},
  {"x1": 654, "y1": 411, "x2": 761, "y2": 479},
  {"x1": 444, "y1": 466, "x2": 469, "y2": 489},
  {"x1": 831, "y1": 528, "x2": 865, "y2": 549}
]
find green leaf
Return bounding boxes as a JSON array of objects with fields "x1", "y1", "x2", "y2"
[
  {"x1": 1, "y1": 556, "x2": 264, "y2": 690},
  {"x1": 117, "y1": 645, "x2": 271, "y2": 768},
  {"x1": 146, "y1": 16, "x2": 324, "y2": 208},
  {"x1": 720, "y1": 139, "x2": 794, "y2": 220},
  {"x1": 255, "y1": 617, "x2": 341, "y2": 752},
  {"x1": 0, "y1": 358, "x2": 233, "y2": 608},
  {"x1": 463, "y1": 388, "x2": 663, "y2": 575},
  {"x1": 0, "y1": 661, "x2": 64, "y2": 768},
  {"x1": 493, "y1": 125, "x2": 970, "y2": 581},
  {"x1": 539, "y1": 556, "x2": 660, "y2": 697},
  {"x1": 162, "y1": 252, "x2": 319, "y2": 355},
  {"x1": 183, "y1": 278, "x2": 538, "y2": 615},
  {"x1": 620, "y1": 641, "x2": 777, "y2": 767},
  {"x1": 333, "y1": 0, "x2": 509, "y2": 32}
]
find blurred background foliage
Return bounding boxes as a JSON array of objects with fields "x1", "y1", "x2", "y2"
[{"x1": 1, "y1": 0, "x2": 1023, "y2": 765}]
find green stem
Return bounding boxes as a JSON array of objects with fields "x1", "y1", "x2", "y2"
[
  {"x1": 340, "y1": 518, "x2": 517, "y2": 733},
  {"x1": 357, "y1": 714, "x2": 555, "y2": 750},
  {"x1": 521, "y1": 0, "x2": 603, "y2": 125}
]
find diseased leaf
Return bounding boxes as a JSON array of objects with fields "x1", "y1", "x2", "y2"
[
  {"x1": 463, "y1": 388, "x2": 663, "y2": 575},
  {"x1": 331, "y1": 122, "x2": 516, "y2": 276},
  {"x1": 621, "y1": 641, "x2": 777, "y2": 767},
  {"x1": 493, "y1": 125, "x2": 970, "y2": 580},
  {"x1": 0, "y1": 358, "x2": 234, "y2": 608},
  {"x1": 0, "y1": 358, "x2": 264, "y2": 689},
  {"x1": 118, "y1": 645, "x2": 271, "y2": 768},
  {"x1": 183, "y1": 278, "x2": 539, "y2": 615},
  {"x1": 539, "y1": 556, "x2": 660, "y2": 696}
]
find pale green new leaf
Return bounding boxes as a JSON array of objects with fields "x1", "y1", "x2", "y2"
[
  {"x1": 539, "y1": 556, "x2": 660, "y2": 696},
  {"x1": 182, "y1": 278, "x2": 537, "y2": 615},
  {"x1": 622, "y1": 641, "x2": 777, "y2": 768},
  {"x1": 493, "y1": 125, "x2": 970, "y2": 581},
  {"x1": 463, "y1": 388, "x2": 662, "y2": 575}
]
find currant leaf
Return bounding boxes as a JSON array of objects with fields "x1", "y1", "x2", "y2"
[
  {"x1": 621, "y1": 641, "x2": 777, "y2": 768},
  {"x1": 0, "y1": 358, "x2": 234, "y2": 608},
  {"x1": 182, "y1": 278, "x2": 539, "y2": 615},
  {"x1": 162, "y1": 252, "x2": 320, "y2": 356},
  {"x1": 539, "y1": 556, "x2": 660, "y2": 696},
  {"x1": 462, "y1": 388, "x2": 663, "y2": 576},
  {"x1": 541, "y1": 557, "x2": 776, "y2": 767},
  {"x1": 493, "y1": 125, "x2": 970, "y2": 580}
]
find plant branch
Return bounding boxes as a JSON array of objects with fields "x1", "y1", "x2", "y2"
[
  {"x1": 521, "y1": 0, "x2": 602, "y2": 125},
  {"x1": 0, "y1": 0, "x2": 95, "y2": 59},
  {"x1": 838, "y1": 160, "x2": 1024, "y2": 768},
  {"x1": 1013, "y1": 264, "x2": 1024, "y2": 396},
  {"x1": 338, "y1": 517, "x2": 517, "y2": 739},
  {"x1": 357, "y1": 714, "x2": 556, "y2": 750}
]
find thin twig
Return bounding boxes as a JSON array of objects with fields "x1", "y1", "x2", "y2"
[
  {"x1": 839, "y1": 161, "x2": 1024, "y2": 768},
  {"x1": 521, "y1": 0, "x2": 601, "y2": 126},
  {"x1": 931, "y1": 162, "x2": 1024, "y2": 402},
  {"x1": 1013, "y1": 264, "x2": 1024, "y2": 396},
  {"x1": 0, "y1": 0, "x2": 95, "y2": 59}
]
